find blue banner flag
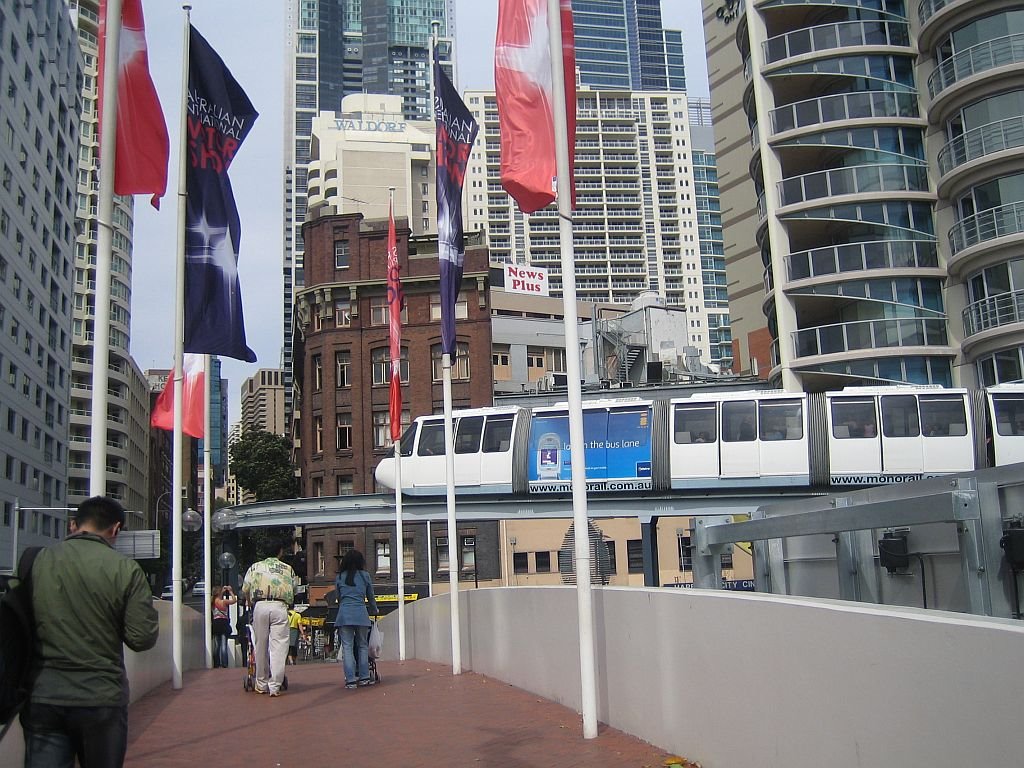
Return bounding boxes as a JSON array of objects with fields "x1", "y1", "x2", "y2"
[
  {"x1": 434, "y1": 51, "x2": 479, "y2": 357},
  {"x1": 183, "y1": 26, "x2": 258, "y2": 362}
]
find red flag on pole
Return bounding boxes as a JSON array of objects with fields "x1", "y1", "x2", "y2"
[
  {"x1": 386, "y1": 201, "x2": 404, "y2": 441},
  {"x1": 151, "y1": 354, "x2": 205, "y2": 439},
  {"x1": 98, "y1": 0, "x2": 170, "y2": 208},
  {"x1": 495, "y1": 0, "x2": 576, "y2": 214}
]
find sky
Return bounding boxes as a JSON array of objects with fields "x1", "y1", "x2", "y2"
[{"x1": 130, "y1": 0, "x2": 706, "y2": 426}]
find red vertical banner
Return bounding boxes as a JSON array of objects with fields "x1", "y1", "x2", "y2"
[{"x1": 386, "y1": 203, "x2": 404, "y2": 441}]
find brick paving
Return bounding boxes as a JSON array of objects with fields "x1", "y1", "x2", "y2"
[{"x1": 126, "y1": 659, "x2": 676, "y2": 768}]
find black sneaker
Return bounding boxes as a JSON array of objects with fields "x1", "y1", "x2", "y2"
[{"x1": 357, "y1": 678, "x2": 376, "y2": 687}]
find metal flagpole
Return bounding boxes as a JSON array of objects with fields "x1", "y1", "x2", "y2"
[
  {"x1": 391, "y1": 187, "x2": 407, "y2": 661},
  {"x1": 203, "y1": 354, "x2": 213, "y2": 669},
  {"x1": 547, "y1": 0, "x2": 597, "y2": 738},
  {"x1": 171, "y1": 4, "x2": 193, "y2": 690},
  {"x1": 90, "y1": 0, "x2": 124, "y2": 497}
]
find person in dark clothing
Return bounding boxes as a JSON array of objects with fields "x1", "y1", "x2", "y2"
[{"x1": 22, "y1": 495, "x2": 159, "y2": 768}]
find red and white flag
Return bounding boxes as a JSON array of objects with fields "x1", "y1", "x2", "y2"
[
  {"x1": 386, "y1": 203, "x2": 404, "y2": 442},
  {"x1": 98, "y1": 0, "x2": 169, "y2": 208},
  {"x1": 151, "y1": 354, "x2": 205, "y2": 439},
  {"x1": 495, "y1": 0, "x2": 576, "y2": 214}
]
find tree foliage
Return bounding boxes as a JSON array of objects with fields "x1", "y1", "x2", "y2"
[{"x1": 229, "y1": 430, "x2": 300, "y2": 502}]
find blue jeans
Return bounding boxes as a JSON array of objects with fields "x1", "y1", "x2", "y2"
[
  {"x1": 22, "y1": 701, "x2": 128, "y2": 768},
  {"x1": 339, "y1": 624, "x2": 370, "y2": 684},
  {"x1": 214, "y1": 633, "x2": 231, "y2": 668}
]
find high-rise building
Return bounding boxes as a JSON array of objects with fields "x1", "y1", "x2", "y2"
[
  {"x1": 572, "y1": 0, "x2": 686, "y2": 92},
  {"x1": 241, "y1": 369, "x2": 287, "y2": 436},
  {"x1": 701, "y1": 0, "x2": 1024, "y2": 391},
  {"x1": 465, "y1": 88, "x2": 717, "y2": 366},
  {"x1": 283, "y1": 0, "x2": 452, "y2": 425},
  {"x1": 66, "y1": 0, "x2": 152, "y2": 513},
  {"x1": 0, "y1": 0, "x2": 82, "y2": 562}
]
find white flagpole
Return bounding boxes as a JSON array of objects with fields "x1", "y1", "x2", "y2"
[
  {"x1": 171, "y1": 5, "x2": 193, "y2": 690},
  {"x1": 391, "y1": 187, "x2": 407, "y2": 661},
  {"x1": 203, "y1": 354, "x2": 213, "y2": 669},
  {"x1": 442, "y1": 357, "x2": 460, "y2": 674},
  {"x1": 89, "y1": 0, "x2": 124, "y2": 497},
  {"x1": 547, "y1": 0, "x2": 597, "y2": 738}
]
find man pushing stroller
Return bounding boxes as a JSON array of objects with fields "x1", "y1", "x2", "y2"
[{"x1": 241, "y1": 530, "x2": 297, "y2": 697}]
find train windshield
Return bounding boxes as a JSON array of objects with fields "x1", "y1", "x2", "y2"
[
  {"x1": 455, "y1": 416, "x2": 484, "y2": 454},
  {"x1": 760, "y1": 399, "x2": 803, "y2": 440},
  {"x1": 482, "y1": 414, "x2": 515, "y2": 452},
  {"x1": 673, "y1": 403, "x2": 716, "y2": 443},
  {"x1": 831, "y1": 398, "x2": 877, "y2": 438},
  {"x1": 992, "y1": 394, "x2": 1024, "y2": 436},
  {"x1": 397, "y1": 422, "x2": 417, "y2": 457},
  {"x1": 919, "y1": 395, "x2": 968, "y2": 437},
  {"x1": 417, "y1": 420, "x2": 445, "y2": 456}
]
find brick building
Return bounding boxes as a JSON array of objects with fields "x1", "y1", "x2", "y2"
[{"x1": 294, "y1": 212, "x2": 493, "y2": 497}]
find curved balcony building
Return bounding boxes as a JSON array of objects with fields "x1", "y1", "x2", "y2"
[{"x1": 704, "y1": 0, "x2": 1024, "y2": 391}]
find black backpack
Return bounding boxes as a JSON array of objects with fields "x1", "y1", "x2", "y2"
[{"x1": 0, "y1": 547, "x2": 42, "y2": 742}]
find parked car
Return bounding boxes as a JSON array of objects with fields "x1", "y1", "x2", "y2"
[
  {"x1": 192, "y1": 580, "x2": 206, "y2": 598},
  {"x1": 160, "y1": 584, "x2": 174, "y2": 600}
]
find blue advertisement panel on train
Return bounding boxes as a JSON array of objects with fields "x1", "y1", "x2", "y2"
[{"x1": 527, "y1": 405, "x2": 652, "y2": 492}]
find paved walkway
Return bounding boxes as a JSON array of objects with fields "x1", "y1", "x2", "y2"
[{"x1": 126, "y1": 659, "x2": 676, "y2": 768}]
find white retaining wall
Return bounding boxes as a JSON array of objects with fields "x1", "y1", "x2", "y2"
[
  {"x1": 1, "y1": 600, "x2": 206, "y2": 764},
  {"x1": 381, "y1": 586, "x2": 1024, "y2": 768}
]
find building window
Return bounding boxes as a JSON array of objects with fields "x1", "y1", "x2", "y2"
[
  {"x1": 431, "y1": 342, "x2": 470, "y2": 381},
  {"x1": 312, "y1": 354, "x2": 322, "y2": 391},
  {"x1": 429, "y1": 292, "x2": 468, "y2": 321},
  {"x1": 313, "y1": 415, "x2": 324, "y2": 453},
  {"x1": 314, "y1": 542, "x2": 325, "y2": 577},
  {"x1": 492, "y1": 344, "x2": 512, "y2": 381},
  {"x1": 547, "y1": 348, "x2": 567, "y2": 373},
  {"x1": 375, "y1": 539, "x2": 391, "y2": 574},
  {"x1": 513, "y1": 552, "x2": 529, "y2": 574},
  {"x1": 336, "y1": 413, "x2": 352, "y2": 450},
  {"x1": 335, "y1": 350, "x2": 351, "y2": 387},
  {"x1": 370, "y1": 295, "x2": 406, "y2": 326},
  {"x1": 337, "y1": 539, "x2": 354, "y2": 560},
  {"x1": 461, "y1": 535, "x2": 476, "y2": 574},
  {"x1": 334, "y1": 240, "x2": 350, "y2": 269},
  {"x1": 373, "y1": 408, "x2": 410, "y2": 449},
  {"x1": 371, "y1": 347, "x2": 409, "y2": 386},
  {"x1": 311, "y1": 476, "x2": 324, "y2": 498},
  {"x1": 337, "y1": 475, "x2": 353, "y2": 495},
  {"x1": 335, "y1": 299, "x2": 352, "y2": 327},
  {"x1": 403, "y1": 538, "x2": 415, "y2": 574},
  {"x1": 626, "y1": 539, "x2": 644, "y2": 573},
  {"x1": 678, "y1": 535, "x2": 693, "y2": 572},
  {"x1": 535, "y1": 551, "x2": 551, "y2": 573},
  {"x1": 436, "y1": 536, "x2": 449, "y2": 572}
]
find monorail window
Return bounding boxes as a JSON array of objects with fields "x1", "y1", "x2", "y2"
[
  {"x1": 482, "y1": 414, "x2": 515, "y2": 452},
  {"x1": 722, "y1": 400, "x2": 756, "y2": 442},
  {"x1": 759, "y1": 399, "x2": 802, "y2": 441},
  {"x1": 881, "y1": 395, "x2": 920, "y2": 438},
  {"x1": 455, "y1": 416, "x2": 484, "y2": 454},
  {"x1": 673, "y1": 403, "x2": 716, "y2": 444},
  {"x1": 831, "y1": 398, "x2": 877, "y2": 438},
  {"x1": 398, "y1": 422, "x2": 417, "y2": 457},
  {"x1": 919, "y1": 395, "x2": 967, "y2": 437},
  {"x1": 417, "y1": 420, "x2": 445, "y2": 456},
  {"x1": 993, "y1": 395, "x2": 1024, "y2": 435}
]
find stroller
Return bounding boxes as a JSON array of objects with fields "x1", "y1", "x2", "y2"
[{"x1": 242, "y1": 619, "x2": 288, "y2": 692}]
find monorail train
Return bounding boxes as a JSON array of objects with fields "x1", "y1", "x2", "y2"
[{"x1": 374, "y1": 384, "x2": 1024, "y2": 496}]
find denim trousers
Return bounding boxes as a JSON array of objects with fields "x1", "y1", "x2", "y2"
[
  {"x1": 214, "y1": 633, "x2": 231, "y2": 667},
  {"x1": 22, "y1": 701, "x2": 128, "y2": 768},
  {"x1": 339, "y1": 624, "x2": 370, "y2": 683}
]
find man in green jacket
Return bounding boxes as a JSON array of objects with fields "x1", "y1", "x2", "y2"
[{"x1": 22, "y1": 495, "x2": 159, "y2": 768}]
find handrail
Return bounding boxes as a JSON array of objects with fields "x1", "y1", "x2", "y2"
[
  {"x1": 949, "y1": 200, "x2": 1024, "y2": 254},
  {"x1": 786, "y1": 239, "x2": 938, "y2": 281},
  {"x1": 928, "y1": 33, "x2": 1024, "y2": 99},
  {"x1": 962, "y1": 288, "x2": 1024, "y2": 337},
  {"x1": 764, "y1": 20, "x2": 909, "y2": 64},
  {"x1": 937, "y1": 115, "x2": 1024, "y2": 176},
  {"x1": 770, "y1": 91, "x2": 918, "y2": 134},
  {"x1": 792, "y1": 317, "x2": 947, "y2": 357},
  {"x1": 918, "y1": 0, "x2": 952, "y2": 26},
  {"x1": 778, "y1": 163, "x2": 929, "y2": 207}
]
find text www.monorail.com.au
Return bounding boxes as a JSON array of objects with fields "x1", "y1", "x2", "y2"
[{"x1": 529, "y1": 480, "x2": 653, "y2": 493}]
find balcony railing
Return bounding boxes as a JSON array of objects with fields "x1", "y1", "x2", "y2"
[
  {"x1": 937, "y1": 116, "x2": 1024, "y2": 176},
  {"x1": 764, "y1": 20, "x2": 909, "y2": 65},
  {"x1": 928, "y1": 33, "x2": 1024, "y2": 99},
  {"x1": 949, "y1": 200, "x2": 1024, "y2": 254},
  {"x1": 786, "y1": 239, "x2": 939, "y2": 281},
  {"x1": 963, "y1": 289, "x2": 1024, "y2": 337},
  {"x1": 778, "y1": 163, "x2": 929, "y2": 206},
  {"x1": 918, "y1": 0, "x2": 952, "y2": 26},
  {"x1": 793, "y1": 318, "x2": 948, "y2": 358},
  {"x1": 771, "y1": 91, "x2": 919, "y2": 135}
]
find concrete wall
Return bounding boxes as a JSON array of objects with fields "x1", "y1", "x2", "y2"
[
  {"x1": 382, "y1": 586, "x2": 1024, "y2": 768},
  {"x1": 1, "y1": 600, "x2": 206, "y2": 764}
]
